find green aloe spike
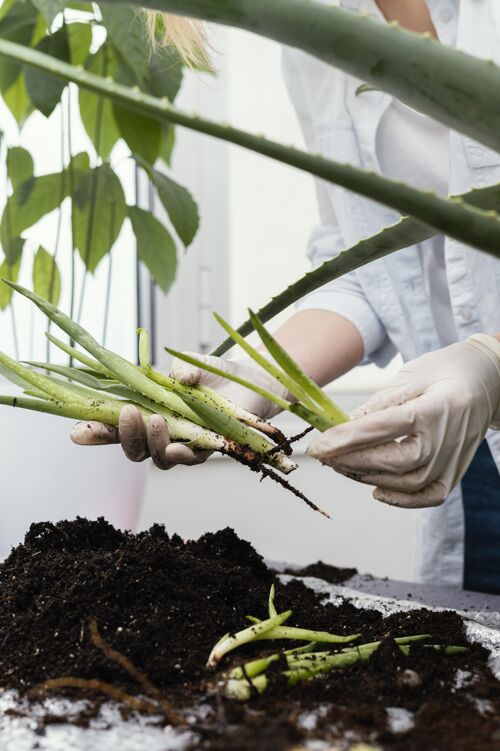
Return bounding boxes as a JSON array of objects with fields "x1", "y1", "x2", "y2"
[
  {"x1": 248, "y1": 309, "x2": 348, "y2": 425},
  {"x1": 165, "y1": 347, "x2": 332, "y2": 432},
  {"x1": 1, "y1": 40, "x2": 500, "y2": 258}
]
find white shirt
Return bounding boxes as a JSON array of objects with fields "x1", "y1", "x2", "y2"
[
  {"x1": 376, "y1": 0, "x2": 458, "y2": 347},
  {"x1": 377, "y1": 99, "x2": 457, "y2": 346},
  {"x1": 282, "y1": 0, "x2": 500, "y2": 587}
]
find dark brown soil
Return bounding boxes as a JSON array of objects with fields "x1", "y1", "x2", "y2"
[
  {"x1": 283, "y1": 560, "x2": 358, "y2": 585},
  {"x1": 1, "y1": 518, "x2": 499, "y2": 750}
]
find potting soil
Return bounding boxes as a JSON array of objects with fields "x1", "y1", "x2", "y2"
[{"x1": 0, "y1": 518, "x2": 499, "y2": 750}]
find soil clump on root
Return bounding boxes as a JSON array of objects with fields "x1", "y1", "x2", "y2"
[{"x1": 0, "y1": 518, "x2": 499, "y2": 750}]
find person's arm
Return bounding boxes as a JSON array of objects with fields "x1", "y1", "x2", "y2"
[
  {"x1": 308, "y1": 334, "x2": 500, "y2": 508},
  {"x1": 264, "y1": 309, "x2": 363, "y2": 390}
]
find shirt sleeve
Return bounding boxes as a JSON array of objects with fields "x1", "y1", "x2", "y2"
[{"x1": 282, "y1": 47, "x2": 388, "y2": 362}]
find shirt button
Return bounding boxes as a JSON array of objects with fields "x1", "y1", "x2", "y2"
[
  {"x1": 458, "y1": 305, "x2": 474, "y2": 323},
  {"x1": 439, "y1": 8, "x2": 453, "y2": 23}
]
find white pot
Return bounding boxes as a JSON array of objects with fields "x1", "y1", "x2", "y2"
[{"x1": 0, "y1": 391, "x2": 147, "y2": 559}]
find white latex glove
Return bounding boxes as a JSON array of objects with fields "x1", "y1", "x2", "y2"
[
  {"x1": 308, "y1": 335, "x2": 500, "y2": 508},
  {"x1": 71, "y1": 354, "x2": 287, "y2": 470}
]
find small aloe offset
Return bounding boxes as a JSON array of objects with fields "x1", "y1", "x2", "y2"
[
  {"x1": 168, "y1": 310, "x2": 348, "y2": 434},
  {"x1": 208, "y1": 585, "x2": 469, "y2": 701}
]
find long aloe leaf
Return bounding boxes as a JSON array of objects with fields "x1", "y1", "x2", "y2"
[
  {"x1": 166, "y1": 347, "x2": 291, "y2": 411},
  {"x1": 101, "y1": 0, "x2": 500, "y2": 155},
  {"x1": 165, "y1": 347, "x2": 332, "y2": 432},
  {"x1": 46, "y1": 333, "x2": 112, "y2": 376},
  {"x1": 212, "y1": 312, "x2": 324, "y2": 415},
  {"x1": 0, "y1": 350, "x2": 88, "y2": 407},
  {"x1": 5, "y1": 283, "x2": 296, "y2": 475},
  {"x1": 0, "y1": 394, "x2": 124, "y2": 424},
  {"x1": 213, "y1": 181, "x2": 500, "y2": 355},
  {"x1": 2, "y1": 41, "x2": 500, "y2": 260},
  {"x1": 249, "y1": 310, "x2": 348, "y2": 425}
]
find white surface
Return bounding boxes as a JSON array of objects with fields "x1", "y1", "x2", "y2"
[{"x1": 0, "y1": 693, "x2": 195, "y2": 751}]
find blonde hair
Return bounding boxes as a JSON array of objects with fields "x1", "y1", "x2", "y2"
[{"x1": 146, "y1": 12, "x2": 210, "y2": 69}]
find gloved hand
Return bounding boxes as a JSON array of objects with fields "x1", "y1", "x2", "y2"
[
  {"x1": 71, "y1": 354, "x2": 287, "y2": 470},
  {"x1": 308, "y1": 335, "x2": 500, "y2": 508}
]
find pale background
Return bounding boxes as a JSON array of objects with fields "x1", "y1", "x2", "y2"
[{"x1": 0, "y1": 26, "x2": 417, "y2": 579}]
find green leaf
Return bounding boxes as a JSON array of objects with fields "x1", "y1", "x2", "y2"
[
  {"x1": 146, "y1": 47, "x2": 183, "y2": 102},
  {"x1": 0, "y1": 258, "x2": 20, "y2": 310},
  {"x1": 99, "y1": 3, "x2": 149, "y2": 86},
  {"x1": 113, "y1": 104, "x2": 161, "y2": 165},
  {"x1": 24, "y1": 26, "x2": 70, "y2": 117},
  {"x1": 31, "y1": 0, "x2": 66, "y2": 27},
  {"x1": 7, "y1": 146, "x2": 34, "y2": 189},
  {"x1": 0, "y1": 2, "x2": 38, "y2": 115},
  {"x1": 1, "y1": 237, "x2": 25, "y2": 266},
  {"x1": 128, "y1": 205, "x2": 177, "y2": 291},
  {"x1": 159, "y1": 125, "x2": 175, "y2": 166},
  {"x1": 67, "y1": 21, "x2": 92, "y2": 66},
  {"x1": 32, "y1": 246, "x2": 61, "y2": 305},
  {"x1": 149, "y1": 167, "x2": 199, "y2": 247},
  {"x1": 0, "y1": 170, "x2": 67, "y2": 244},
  {"x1": 0, "y1": 0, "x2": 17, "y2": 23},
  {"x1": 73, "y1": 163, "x2": 126, "y2": 272},
  {"x1": 2, "y1": 72, "x2": 32, "y2": 124},
  {"x1": 78, "y1": 44, "x2": 121, "y2": 159}
]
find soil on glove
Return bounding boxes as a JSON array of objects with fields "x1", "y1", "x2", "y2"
[{"x1": 0, "y1": 518, "x2": 499, "y2": 751}]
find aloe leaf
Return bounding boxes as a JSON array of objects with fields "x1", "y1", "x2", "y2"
[
  {"x1": 6, "y1": 283, "x2": 296, "y2": 475},
  {"x1": 165, "y1": 348, "x2": 286, "y2": 440},
  {"x1": 0, "y1": 349, "x2": 88, "y2": 406},
  {"x1": 212, "y1": 181, "x2": 500, "y2": 356},
  {"x1": 165, "y1": 346, "x2": 291, "y2": 413},
  {"x1": 101, "y1": 0, "x2": 500, "y2": 154},
  {"x1": 2, "y1": 40, "x2": 500, "y2": 260},
  {"x1": 45, "y1": 333, "x2": 112, "y2": 374},
  {"x1": 249, "y1": 310, "x2": 348, "y2": 426},
  {"x1": 0, "y1": 393, "x2": 123, "y2": 424},
  {"x1": 212, "y1": 312, "x2": 321, "y2": 414}
]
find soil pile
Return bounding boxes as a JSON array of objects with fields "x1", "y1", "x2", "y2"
[{"x1": 0, "y1": 518, "x2": 499, "y2": 751}]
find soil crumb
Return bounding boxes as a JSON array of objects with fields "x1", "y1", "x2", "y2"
[
  {"x1": 0, "y1": 517, "x2": 499, "y2": 751},
  {"x1": 283, "y1": 560, "x2": 357, "y2": 585}
]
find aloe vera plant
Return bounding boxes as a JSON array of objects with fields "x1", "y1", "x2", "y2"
[
  {"x1": 207, "y1": 584, "x2": 467, "y2": 699},
  {"x1": 0, "y1": 282, "x2": 304, "y2": 481},
  {"x1": 168, "y1": 309, "x2": 349, "y2": 434}
]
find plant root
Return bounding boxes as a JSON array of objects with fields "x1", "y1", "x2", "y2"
[
  {"x1": 89, "y1": 620, "x2": 182, "y2": 724},
  {"x1": 260, "y1": 466, "x2": 331, "y2": 519},
  {"x1": 30, "y1": 677, "x2": 160, "y2": 715},
  {"x1": 221, "y1": 440, "x2": 330, "y2": 518}
]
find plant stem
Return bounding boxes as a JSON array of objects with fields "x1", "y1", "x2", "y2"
[
  {"x1": 46, "y1": 102, "x2": 67, "y2": 361},
  {"x1": 76, "y1": 44, "x2": 108, "y2": 325}
]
